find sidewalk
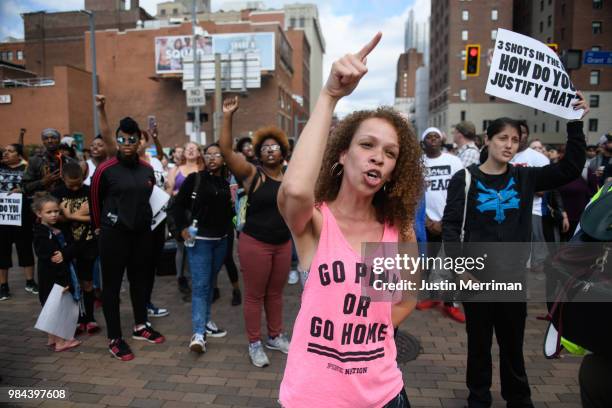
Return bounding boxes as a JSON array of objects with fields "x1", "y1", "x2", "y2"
[{"x1": 0, "y1": 268, "x2": 582, "y2": 407}]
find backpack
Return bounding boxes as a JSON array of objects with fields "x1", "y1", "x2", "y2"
[
  {"x1": 234, "y1": 169, "x2": 260, "y2": 232},
  {"x1": 543, "y1": 180, "x2": 612, "y2": 358},
  {"x1": 166, "y1": 172, "x2": 201, "y2": 240}
]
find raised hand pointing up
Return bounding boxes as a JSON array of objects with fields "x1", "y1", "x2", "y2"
[{"x1": 323, "y1": 32, "x2": 382, "y2": 99}]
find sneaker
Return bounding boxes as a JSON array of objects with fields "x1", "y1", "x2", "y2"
[
  {"x1": 178, "y1": 277, "x2": 191, "y2": 294},
  {"x1": 132, "y1": 325, "x2": 165, "y2": 344},
  {"x1": 189, "y1": 333, "x2": 206, "y2": 353},
  {"x1": 248, "y1": 341, "x2": 270, "y2": 368},
  {"x1": 108, "y1": 338, "x2": 134, "y2": 361},
  {"x1": 231, "y1": 288, "x2": 242, "y2": 306},
  {"x1": 288, "y1": 269, "x2": 299, "y2": 285},
  {"x1": 86, "y1": 321, "x2": 101, "y2": 335},
  {"x1": 205, "y1": 321, "x2": 227, "y2": 338},
  {"x1": 443, "y1": 305, "x2": 466, "y2": 323},
  {"x1": 25, "y1": 280, "x2": 39, "y2": 295},
  {"x1": 147, "y1": 303, "x2": 169, "y2": 318},
  {"x1": 266, "y1": 333, "x2": 290, "y2": 354},
  {"x1": 416, "y1": 299, "x2": 440, "y2": 310},
  {"x1": 212, "y1": 287, "x2": 220, "y2": 303},
  {"x1": 0, "y1": 284, "x2": 10, "y2": 301}
]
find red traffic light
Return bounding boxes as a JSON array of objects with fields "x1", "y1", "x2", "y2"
[
  {"x1": 469, "y1": 48, "x2": 478, "y2": 57},
  {"x1": 465, "y1": 44, "x2": 480, "y2": 77}
]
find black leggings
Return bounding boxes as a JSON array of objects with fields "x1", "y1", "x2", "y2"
[
  {"x1": 145, "y1": 221, "x2": 166, "y2": 305},
  {"x1": 222, "y1": 230, "x2": 239, "y2": 284},
  {"x1": 99, "y1": 227, "x2": 152, "y2": 340},
  {"x1": 383, "y1": 388, "x2": 410, "y2": 408}
]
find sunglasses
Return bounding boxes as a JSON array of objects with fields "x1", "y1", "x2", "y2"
[
  {"x1": 116, "y1": 135, "x2": 139, "y2": 145},
  {"x1": 204, "y1": 153, "x2": 222, "y2": 160},
  {"x1": 261, "y1": 144, "x2": 281, "y2": 153}
]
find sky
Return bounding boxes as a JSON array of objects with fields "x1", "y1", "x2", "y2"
[{"x1": 0, "y1": 0, "x2": 430, "y2": 116}]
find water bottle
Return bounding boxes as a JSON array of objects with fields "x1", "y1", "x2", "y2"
[{"x1": 184, "y1": 220, "x2": 198, "y2": 248}]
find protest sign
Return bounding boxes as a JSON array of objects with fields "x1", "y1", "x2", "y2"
[
  {"x1": 150, "y1": 186, "x2": 170, "y2": 231},
  {"x1": 485, "y1": 28, "x2": 583, "y2": 120},
  {"x1": 0, "y1": 192, "x2": 22, "y2": 226}
]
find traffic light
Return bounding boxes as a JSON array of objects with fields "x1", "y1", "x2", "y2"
[{"x1": 465, "y1": 44, "x2": 480, "y2": 77}]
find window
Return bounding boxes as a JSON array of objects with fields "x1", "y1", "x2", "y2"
[
  {"x1": 17, "y1": 50, "x2": 23, "y2": 60},
  {"x1": 593, "y1": 0, "x2": 602, "y2": 9},
  {"x1": 491, "y1": 30, "x2": 497, "y2": 40},
  {"x1": 590, "y1": 95, "x2": 600, "y2": 107},
  {"x1": 462, "y1": 30, "x2": 468, "y2": 41},
  {"x1": 460, "y1": 89, "x2": 467, "y2": 101},
  {"x1": 299, "y1": 17, "x2": 305, "y2": 27},
  {"x1": 540, "y1": 0, "x2": 544, "y2": 11},
  {"x1": 0, "y1": 52, "x2": 5, "y2": 60},
  {"x1": 561, "y1": 28, "x2": 565, "y2": 39},
  {"x1": 590, "y1": 70, "x2": 600, "y2": 85},
  {"x1": 491, "y1": 9, "x2": 498, "y2": 20},
  {"x1": 172, "y1": 8, "x2": 178, "y2": 15},
  {"x1": 461, "y1": 49, "x2": 467, "y2": 60},
  {"x1": 7, "y1": 52, "x2": 12, "y2": 61},
  {"x1": 540, "y1": 21, "x2": 543, "y2": 33},
  {"x1": 548, "y1": 15, "x2": 552, "y2": 27},
  {"x1": 461, "y1": 70, "x2": 466, "y2": 80},
  {"x1": 160, "y1": 9, "x2": 166, "y2": 15},
  {"x1": 561, "y1": 4, "x2": 565, "y2": 15},
  {"x1": 290, "y1": 17, "x2": 296, "y2": 27},
  {"x1": 534, "y1": 109, "x2": 538, "y2": 116},
  {"x1": 461, "y1": 110, "x2": 466, "y2": 121},
  {"x1": 589, "y1": 119, "x2": 598, "y2": 132},
  {"x1": 542, "y1": 123, "x2": 546, "y2": 132},
  {"x1": 555, "y1": 120, "x2": 560, "y2": 132},
  {"x1": 592, "y1": 21, "x2": 602, "y2": 34},
  {"x1": 462, "y1": 10, "x2": 469, "y2": 20},
  {"x1": 534, "y1": 124, "x2": 538, "y2": 133},
  {"x1": 592, "y1": 45, "x2": 601, "y2": 51}
]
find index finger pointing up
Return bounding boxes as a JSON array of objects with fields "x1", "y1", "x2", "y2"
[{"x1": 356, "y1": 32, "x2": 382, "y2": 61}]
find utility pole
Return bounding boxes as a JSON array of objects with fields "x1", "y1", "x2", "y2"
[
  {"x1": 81, "y1": 9, "x2": 98, "y2": 138},
  {"x1": 214, "y1": 53, "x2": 222, "y2": 143},
  {"x1": 191, "y1": 0, "x2": 201, "y2": 144}
]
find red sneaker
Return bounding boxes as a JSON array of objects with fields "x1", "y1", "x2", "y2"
[
  {"x1": 75, "y1": 323, "x2": 86, "y2": 336},
  {"x1": 416, "y1": 300, "x2": 441, "y2": 310},
  {"x1": 443, "y1": 305, "x2": 466, "y2": 323},
  {"x1": 86, "y1": 321, "x2": 101, "y2": 335}
]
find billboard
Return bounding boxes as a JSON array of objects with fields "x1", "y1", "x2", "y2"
[
  {"x1": 154, "y1": 32, "x2": 275, "y2": 74},
  {"x1": 155, "y1": 35, "x2": 213, "y2": 74}
]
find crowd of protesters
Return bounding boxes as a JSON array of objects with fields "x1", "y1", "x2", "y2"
[{"x1": 1, "y1": 31, "x2": 611, "y2": 408}]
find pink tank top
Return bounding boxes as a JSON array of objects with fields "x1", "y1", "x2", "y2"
[{"x1": 279, "y1": 203, "x2": 404, "y2": 407}]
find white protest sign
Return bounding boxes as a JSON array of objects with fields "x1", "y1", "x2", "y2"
[
  {"x1": 150, "y1": 186, "x2": 170, "y2": 231},
  {"x1": 0, "y1": 192, "x2": 22, "y2": 226},
  {"x1": 485, "y1": 28, "x2": 583, "y2": 120}
]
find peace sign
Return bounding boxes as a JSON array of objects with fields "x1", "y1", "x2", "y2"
[{"x1": 323, "y1": 32, "x2": 382, "y2": 99}]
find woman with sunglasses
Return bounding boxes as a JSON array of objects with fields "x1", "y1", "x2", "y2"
[
  {"x1": 90, "y1": 116, "x2": 166, "y2": 362},
  {"x1": 169, "y1": 143, "x2": 232, "y2": 353},
  {"x1": 219, "y1": 97, "x2": 292, "y2": 368}
]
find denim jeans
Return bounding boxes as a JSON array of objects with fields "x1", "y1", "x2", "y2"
[{"x1": 187, "y1": 237, "x2": 228, "y2": 335}]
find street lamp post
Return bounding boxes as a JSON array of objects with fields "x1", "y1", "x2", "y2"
[{"x1": 80, "y1": 9, "x2": 99, "y2": 139}]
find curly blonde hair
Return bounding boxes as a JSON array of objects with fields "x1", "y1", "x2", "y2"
[
  {"x1": 252, "y1": 126, "x2": 290, "y2": 159},
  {"x1": 315, "y1": 107, "x2": 424, "y2": 239}
]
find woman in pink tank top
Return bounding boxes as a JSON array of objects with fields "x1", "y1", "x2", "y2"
[{"x1": 277, "y1": 33, "x2": 424, "y2": 407}]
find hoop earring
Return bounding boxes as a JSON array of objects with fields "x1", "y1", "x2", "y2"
[{"x1": 330, "y1": 162, "x2": 344, "y2": 177}]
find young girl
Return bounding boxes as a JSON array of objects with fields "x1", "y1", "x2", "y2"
[
  {"x1": 32, "y1": 192, "x2": 81, "y2": 352},
  {"x1": 278, "y1": 32, "x2": 421, "y2": 407}
]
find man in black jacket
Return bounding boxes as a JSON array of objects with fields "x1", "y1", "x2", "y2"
[{"x1": 90, "y1": 117, "x2": 166, "y2": 361}]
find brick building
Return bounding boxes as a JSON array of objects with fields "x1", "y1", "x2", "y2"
[
  {"x1": 429, "y1": 0, "x2": 611, "y2": 143},
  {"x1": 394, "y1": 49, "x2": 423, "y2": 122},
  {"x1": 0, "y1": 37, "x2": 26, "y2": 66},
  {"x1": 22, "y1": 0, "x2": 153, "y2": 77}
]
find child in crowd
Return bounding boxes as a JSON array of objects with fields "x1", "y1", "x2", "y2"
[
  {"x1": 32, "y1": 192, "x2": 81, "y2": 352},
  {"x1": 52, "y1": 162, "x2": 100, "y2": 334}
]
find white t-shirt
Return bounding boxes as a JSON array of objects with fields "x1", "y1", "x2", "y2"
[
  {"x1": 511, "y1": 147, "x2": 550, "y2": 216},
  {"x1": 83, "y1": 159, "x2": 96, "y2": 186},
  {"x1": 423, "y1": 153, "x2": 464, "y2": 221}
]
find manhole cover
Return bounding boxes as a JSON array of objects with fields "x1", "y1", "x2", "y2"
[{"x1": 395, "y1": 331, "x2": 421, "y2": 363}]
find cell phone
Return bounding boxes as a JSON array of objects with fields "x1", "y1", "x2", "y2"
[{"x1": 148, "y1": 115, "x2": 157, "y2": 130}]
